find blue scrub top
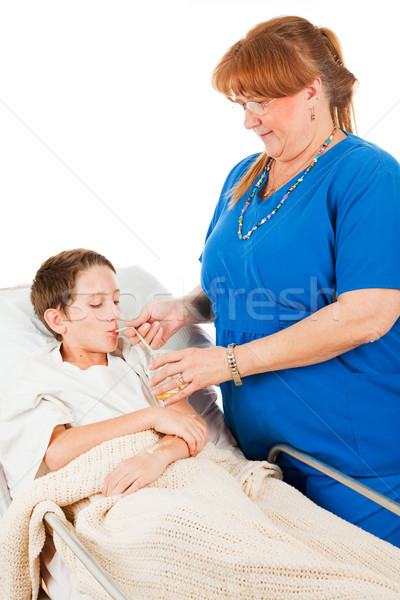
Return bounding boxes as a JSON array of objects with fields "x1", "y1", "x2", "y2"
[{"x1": 200, "y1": 133, "x2": 400, "y2": 477}]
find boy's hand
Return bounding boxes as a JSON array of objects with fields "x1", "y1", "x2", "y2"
[
  {"x1": 102, "y1": 452, "x2": 168, "y2": 497},
  {"x1": 151, "y1": 407, "x2": 209, "y2": 456}
]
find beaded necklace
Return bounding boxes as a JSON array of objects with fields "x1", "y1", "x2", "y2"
[{"x1": 238, "y1": 124, "x2": 338, "y2": 240}]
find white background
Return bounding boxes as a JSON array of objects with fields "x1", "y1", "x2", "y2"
[{"x1": 0, "y1": 0, "x2": 399, "y2": 313}]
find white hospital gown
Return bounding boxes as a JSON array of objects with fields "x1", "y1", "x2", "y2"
[{"x1": 0, "y1": 338, "x2": 162, "y2": 496}]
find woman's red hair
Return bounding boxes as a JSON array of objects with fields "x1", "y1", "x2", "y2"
[{"x1": 212, "y1": 16, "x2": 358, "y2": 205}]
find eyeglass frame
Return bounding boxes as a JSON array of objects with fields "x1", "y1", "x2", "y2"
[{"x1": 231, "y1": 97, "x2": 276, "y2": 116}]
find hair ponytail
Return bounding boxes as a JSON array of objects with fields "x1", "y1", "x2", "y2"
[
  {"x1": 318, "y1": 27, "x2": 345, "y2": 66},
  {"x1": 318, "y1": 27, "x2": 358, "y2": 132}
]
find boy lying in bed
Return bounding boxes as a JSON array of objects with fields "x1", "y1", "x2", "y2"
[{"x1": 0, "y1": 248, "x2": 210, "y2": 498}]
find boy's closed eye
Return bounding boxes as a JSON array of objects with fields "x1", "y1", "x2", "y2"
[{"x1": 89, "y1": 300, "x2": 120, "y2": 309}]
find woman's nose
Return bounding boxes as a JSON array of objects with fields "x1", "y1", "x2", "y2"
[{"x1": 244, "y1": 109, "x2": 262, "y2": 130}]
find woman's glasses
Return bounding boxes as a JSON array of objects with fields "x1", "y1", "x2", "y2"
[{"x1": 232, "y1": 97, "x2": 276, "y2": 116}]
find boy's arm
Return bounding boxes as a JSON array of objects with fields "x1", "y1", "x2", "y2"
[
  {"x1": 44, "y1": 399, "x2": 208, "y2": 471},
  {"x1": 102, "y1": 399, "x2": 209, "y2": 497},
  {"x1": 101, "y1": 435, "x2": 189, "y2": 497},
  {"x1": 147, "y1": 398, "x2": 209, "y2": 462}
]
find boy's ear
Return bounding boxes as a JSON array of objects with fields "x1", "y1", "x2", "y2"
[{"x1": 44, "y1": 308, "x2": 67, "y2": 337}]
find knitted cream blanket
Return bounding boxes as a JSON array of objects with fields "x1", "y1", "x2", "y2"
[{"x1": 1, "y1": 431, "x2": 400, "y2": 600}]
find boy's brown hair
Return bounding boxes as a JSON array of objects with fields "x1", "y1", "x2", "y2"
[{"x1": 31, "y1": 249, "x2": 116, "y2": 341}]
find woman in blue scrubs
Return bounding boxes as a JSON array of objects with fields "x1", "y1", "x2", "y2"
[{"x1": 128, "y1": 16, "x2": 400, "y2": 546}]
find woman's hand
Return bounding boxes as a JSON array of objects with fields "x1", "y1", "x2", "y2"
[
  {"x1": 123, "y1": 299, "x2": 189, "y2": 351},
  {"x1": 102, "y1": 452, "x2": 168, "y2": 497},
  {"x1": 151, "y1": 407, "x2": 209, "y2": 456},
  {"x1": 149, "y1": 346, "x2": 232, "y2": 407}
]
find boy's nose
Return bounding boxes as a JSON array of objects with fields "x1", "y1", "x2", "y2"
[{"x1": 106, "y1": 305, "x2": 120, "y2": 321}]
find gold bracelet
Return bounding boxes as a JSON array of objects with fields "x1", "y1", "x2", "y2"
[{"x1": 226, "y1": 343, "x2": 243, "y2": 386}]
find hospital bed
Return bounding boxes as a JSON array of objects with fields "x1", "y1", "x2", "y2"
[
  {"x1": 0, "y1": 264, "x2": 239, "y2": 599},
  {"x1": 1, "y1": 265, "x2": 399, "y2": 600}
]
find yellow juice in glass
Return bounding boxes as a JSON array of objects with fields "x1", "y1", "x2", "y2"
[{"x1": 156, "y1": 383, "x2": 187, "y2": 401}]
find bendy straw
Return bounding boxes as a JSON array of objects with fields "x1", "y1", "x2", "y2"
[{"x1": 114, "y1": 326, "x2": 158, "y2": 358}]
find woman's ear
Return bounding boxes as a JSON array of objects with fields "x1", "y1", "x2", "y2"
[
  {"x1": 44, "y1": 308, "x2": 67, "y2": 337},
  {"x1": 305, "y1": 78, "x2": 322, "y2": 105}
]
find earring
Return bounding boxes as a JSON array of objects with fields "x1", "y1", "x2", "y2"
[{"x1": 311, "y1": 97, "x2": 319, "y2": 121}]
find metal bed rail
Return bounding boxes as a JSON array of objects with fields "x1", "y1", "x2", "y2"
[
  {"x1": 0, "y1": 464, "x2": 132, "y2": 600},
  {"x1": 268, "y1": 443, "x2": 400, "y2": 517},
  {"x1": 43, "y1": 512, "x2": 131, "y2": 600},
  {"x1": 0, "y1": 464, "x2": 11, "y2": 515},
  {"x1": 3, "y1": 448, "x2": 400, "y2": 599}
]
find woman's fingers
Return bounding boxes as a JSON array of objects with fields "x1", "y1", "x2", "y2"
[
  {"x1": 151, "y1": 326, "x2": 165, "y2": 349},
  {"x1": 163, "y1": 386, "x2": 192, "y2": 407},
  {"x1": 123, "y1": 324, "x2": 145, "y2": 346},
  {"x1": 149, "y1": 354, "x2": 184, "y2": 387},
  {"x1": 123, "y1": 299, "x2": 187, "y2": 349},
  {"x1": 152, "y1": 373, "x2": 193, "y2": 407},
  {"x1": 143, "y1": 321, "x2": 163, "y2": 347},
  {"x1": 124, "y1": 321, "x2": 163, "y2": 349},
  {"x1": 127, "y1": 306, "x2": 152, "y2": 329},
  {"x1": 149, "y1": 351, "x2": 181, "y2": 372},
  {"x1": 151, "y1": 346, "x2": 232, "y2": 407},
  {"x1": 123, "y1": 307, "x2": 153, "y2": 344},
  {"x1": 152, "y1": 374, "x2": 188, "y2": 399}
]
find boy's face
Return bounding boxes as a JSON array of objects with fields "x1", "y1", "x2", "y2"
[{"x1": 61, "y1": 265, "x2": 121, "y2": 354}]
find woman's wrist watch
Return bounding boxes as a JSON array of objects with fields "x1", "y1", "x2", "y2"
[{"x1": 226, "y1": 343, "x2": 243, "y2": 386}]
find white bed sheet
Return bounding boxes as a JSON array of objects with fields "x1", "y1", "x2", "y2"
[{"x1": 41, "y1": 537, "x2": 96, "y2": 600}]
